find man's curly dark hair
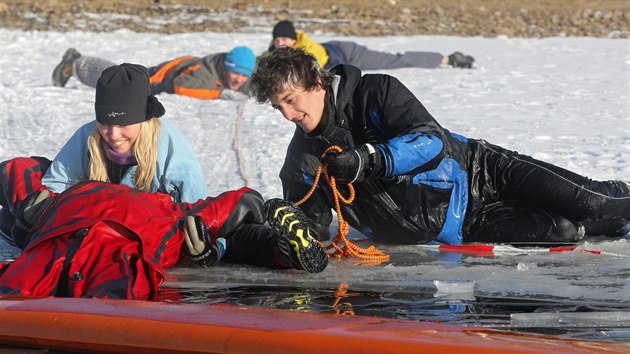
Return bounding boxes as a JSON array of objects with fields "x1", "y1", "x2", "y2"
[{"x1": 251, "y1": 47, "x2": 334, "y2": 104}]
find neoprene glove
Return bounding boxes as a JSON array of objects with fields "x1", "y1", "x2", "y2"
[
  {"x1": 322, "y1": 144, "x2": 383, "y2": 184},
  {"x1": 183, "y1": 215, "x2": 219, "y2": 267}
]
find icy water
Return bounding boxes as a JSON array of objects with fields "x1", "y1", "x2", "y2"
[
  {"x1": 2, "y1": 230, "x2": 630, "y2": 342},
  {"x1": 160, "y1": 238, "x2": 630, "y2": 343},
  {"x1": 159, "y1": 285, "x2": 630, "y2": 342}
]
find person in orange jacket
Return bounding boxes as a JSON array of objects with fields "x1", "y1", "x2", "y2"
[{"x1": 52, "y1": 46, "x2": 256, "y2": 100}]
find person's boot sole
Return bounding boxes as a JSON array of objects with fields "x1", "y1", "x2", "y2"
[
  {"x1": 52, "y1": 48, "x2": 80, "y2": 87},
  {"x1": 266, "y1": 199, "x2": 328, "y2": 273}
]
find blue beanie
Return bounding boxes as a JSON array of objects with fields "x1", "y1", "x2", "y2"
[{"x1": 224, "y1": 46, "x2": 256, "y2": 77}]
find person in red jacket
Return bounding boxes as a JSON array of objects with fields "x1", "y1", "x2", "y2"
[
  {"x1": 52, "y1": 46, "x2": 256, "y2": 100},
  {"x1": 0, "y1": 158, "x2": 327, "y2": 299}
]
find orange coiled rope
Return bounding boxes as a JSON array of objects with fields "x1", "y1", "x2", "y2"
[{"x1": 295, "y1": 146, "x2": 390, "y2": 266}]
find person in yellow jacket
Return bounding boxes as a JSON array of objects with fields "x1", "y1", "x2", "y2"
[
  {"x1": 265, "y1": 20, "x2": 475, "y2": 70},
  {"x1": 52, "y1": 46, "x2": 256, "y2": 100}
]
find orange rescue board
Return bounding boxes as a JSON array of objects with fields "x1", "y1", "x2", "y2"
[{"x1": 0, "y1": 296, "x2": 627, "y2": 354}]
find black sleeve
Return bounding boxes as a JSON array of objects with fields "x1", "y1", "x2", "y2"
[
  {"x1": 357, "y1": 74, "x2": 445, "y2": 139},
  {"x1": 355, "y1": 74, "x2": 449, "y2": 175}
]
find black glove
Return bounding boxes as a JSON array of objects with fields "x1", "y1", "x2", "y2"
[
  {"x1": 183, "y1": 215, "x2": 219, "y2": 267},
  {"x1": 322, "y1": 144, "x2": 383, "y2": 184},
  {"x1": 12, "y1": 189, "x2": 52, "y2": 246}
]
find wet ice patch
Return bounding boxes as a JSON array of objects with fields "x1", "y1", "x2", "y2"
[
  {"x1": 511, "y1": 311, "x2": 630, "y2": 327},
  {"x1": 433, "y1": 280, "x2": 476, "y2": 295},
  {"x1": 517, "y1": 262, "x2": 538, "y2": 271}
]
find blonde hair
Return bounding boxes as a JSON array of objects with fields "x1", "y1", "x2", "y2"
[{"x1": 87, "y1": 119, "x2": 161, "y2": 192}]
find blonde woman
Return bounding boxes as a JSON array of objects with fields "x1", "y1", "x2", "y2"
[
  {"x1": 1, "y1": 64, "x2": 207, "y2": 247},
  {"x1": 42, "y1": 63, "x2": 208, "y2": 203}
]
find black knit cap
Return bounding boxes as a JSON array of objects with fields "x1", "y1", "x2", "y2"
[
  {"x1": 272, "y1": 20, "x2": 297, "y2": 40},
  {"x1": 95, "y1": 63, "x2": 165, "y2": 126}
]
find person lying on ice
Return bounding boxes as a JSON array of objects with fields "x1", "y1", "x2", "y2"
[
  {"x1": 0, "y1": 180, "x2": 327, "y2": 299},
  {"x1": 52, "y1": 46, "x2": 256, "y2": 101},
  {"x1": 0, "y1": 63, "x2": 209, "y2": 247},
  {"x1": 249, "y1": 47, "x2": 630, "y2": 246},
  {"x1": 261, "y1": 20, "x2": 475, "y2": 71}
]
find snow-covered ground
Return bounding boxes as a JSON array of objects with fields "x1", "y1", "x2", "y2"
[{"x1": 1, "y1": 28, "x2": 629, "y2": 341}]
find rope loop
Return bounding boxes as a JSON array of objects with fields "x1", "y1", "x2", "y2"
[{"x1": 296, "y1": 146, "x2": 390, "y2": 266}]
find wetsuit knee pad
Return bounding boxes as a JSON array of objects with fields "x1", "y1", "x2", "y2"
[
  {"x1": 465, "y1": 202, "x2": 585, "y2": 244},
  {"x1": 548, "y1": 216, "x2": 584, "y2": 243},
  {"x1": 228, "y1": 190, "x2": 265, "y2": 225}
]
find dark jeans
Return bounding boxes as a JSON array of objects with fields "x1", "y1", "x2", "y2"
[{"x1": 322, "y1": 41, "x2": 443, "y2": 71}]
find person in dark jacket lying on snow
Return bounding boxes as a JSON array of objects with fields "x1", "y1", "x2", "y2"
[
  {"x1": 249, "y1": 47, "x2": 630, "y2": 246},
  {"x1": 52, "y1": 46, "x2": 256, "y2": 100},
  {"x1": 0, "y1": 178, "x2": 327, "y2": 299},
  {"x1": 261, "y1": 20, "x2": 475, "y2": 71}
]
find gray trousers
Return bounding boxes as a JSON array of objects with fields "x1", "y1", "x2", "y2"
[
  {"x1": 72, "y1": 56, "x2": 116, "y2": 88},
  {"x1": 324, "y1": 41, "x2": 443, "y2": 70}
]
